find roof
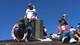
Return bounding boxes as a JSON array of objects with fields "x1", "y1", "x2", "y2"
[{"x1": 0, "y1": 40, "x2": 80, "y2": 45}]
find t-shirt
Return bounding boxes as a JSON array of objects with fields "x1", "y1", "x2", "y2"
[{"x1": 26, "y1": 9, "x2": 36, "y2": 19}]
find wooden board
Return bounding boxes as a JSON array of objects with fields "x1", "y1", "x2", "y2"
[{"x1": 0, "y1": 40, "x2": 80, "y2": 45}]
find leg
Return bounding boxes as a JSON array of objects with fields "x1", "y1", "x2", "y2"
[
  {"x1": 75, "y1": 33, "x2": 80, "y2": 41},
  {"x1": 59, "y1": 32, "x2": 67, "y2": 41},
  {"x1": 59, "y1": 32, "x2": 70, "y2": 43},
  {"x1": 69, "y1": 31, "x2": 77, "y2": 43},
  {"x1": 69, "y1": 32, "x2": 75, "y2": 39},
  {"x1": 27, "y1": 29, "x2": 32, "y2": 40}
]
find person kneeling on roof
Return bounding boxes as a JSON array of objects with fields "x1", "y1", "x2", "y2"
[{"x1": 11, "y1": 18, "x2": 27, "y2": 42}]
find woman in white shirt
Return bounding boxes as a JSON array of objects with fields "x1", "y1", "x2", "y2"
[{"x1": 24, "y1": 3, "x2": 38, "y2": 22}]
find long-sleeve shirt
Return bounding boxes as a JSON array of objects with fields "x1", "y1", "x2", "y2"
[
  {"x1": 56, "y1": 25, "x2": 70, "y2": 34},
  {"x1": 11, "y1": 23, "x2": 27, "y2": 40},
  {"x1": 11, "y1": 24, "x2": 19, "y2": 39}
]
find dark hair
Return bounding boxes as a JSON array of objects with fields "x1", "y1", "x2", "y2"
[
  {"x1": 71, "y1": 26, "x2": 73, "y2": 28},
  {"x1": 59, "y1": 19, "x2": 68, "y2": 25},
  {"x1": 18, "y1": 18, "x2": 25, "y2": 24},
  {"x1": 78, "y1": 23, "x2": 80, "y2": 25},
  {"x1": 43, "y1": 26, "x2": 45, "y2": 28},
  {"x1": 28, "y1": 3, "x2": 33, "y2": 7}
]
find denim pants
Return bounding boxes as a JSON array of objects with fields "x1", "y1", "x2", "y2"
[{"x1": 59, "y1": 31, "x2": 75, "y2": 41}]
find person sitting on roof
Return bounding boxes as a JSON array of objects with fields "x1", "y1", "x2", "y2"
[
  {"x1": 56, "y1": 19, "x2": 77, "y2": 43},
  {"x1": 25, "y1": 21, "x2": 33, "y2": 41},
  {"x1": 24, "y1": 3, "x2": 38, "y2": 22}
]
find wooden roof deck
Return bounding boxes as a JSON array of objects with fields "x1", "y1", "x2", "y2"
[{"x1": 0, "y1": 40, "x2": 80, "y2": 45}]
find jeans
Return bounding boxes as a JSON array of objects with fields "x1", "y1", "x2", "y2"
[
  {"x1": 27, "y1": 29, "x2": 32, "y2": 40},
  {"x1": 59, "y1": 31, "x2": 75, "y2": 41}
]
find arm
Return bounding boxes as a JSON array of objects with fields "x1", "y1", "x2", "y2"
[
  {"x1": 66, "y1": 25, "x2": 70, "y2": 32},
  {"x1": 56, "y1": 26, "x2": 61, "y2": 35},
  {"x1": 24, "y1": 9, "x2": 29, "y2": 19},
  {"x1": 77, "y1": 29, "x2": 80, "y2": 35},
  {"x1": 11, "y1": 24, "x2": 18, "y2": 40},
  {"x1": 21, "y1": 32, "x2": 27, "y2": 40}
]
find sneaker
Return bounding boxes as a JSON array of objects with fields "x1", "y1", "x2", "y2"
[
  {"x1": 39, "y1": 38, "x2": 52, "y2": 41},
  {"x1": 51, "y1": 34, "x2": 60, "y2": 38},
  {"x1": 78, "y1": 37, "x2": 80, "y2": 42},
  {"x1": 62, "y1": 36, "x2": 67, "y2": 43},
  {"x1": 25, "y1": 38, "x2": 28, "y2": 42},
  {"x1": 70, "y1": 38, "x2": 77, "y2": 43}
]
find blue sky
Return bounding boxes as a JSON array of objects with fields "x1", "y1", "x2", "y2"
[{"x1": 0, "y1": 0, "x2": 80, "y2": 40}]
